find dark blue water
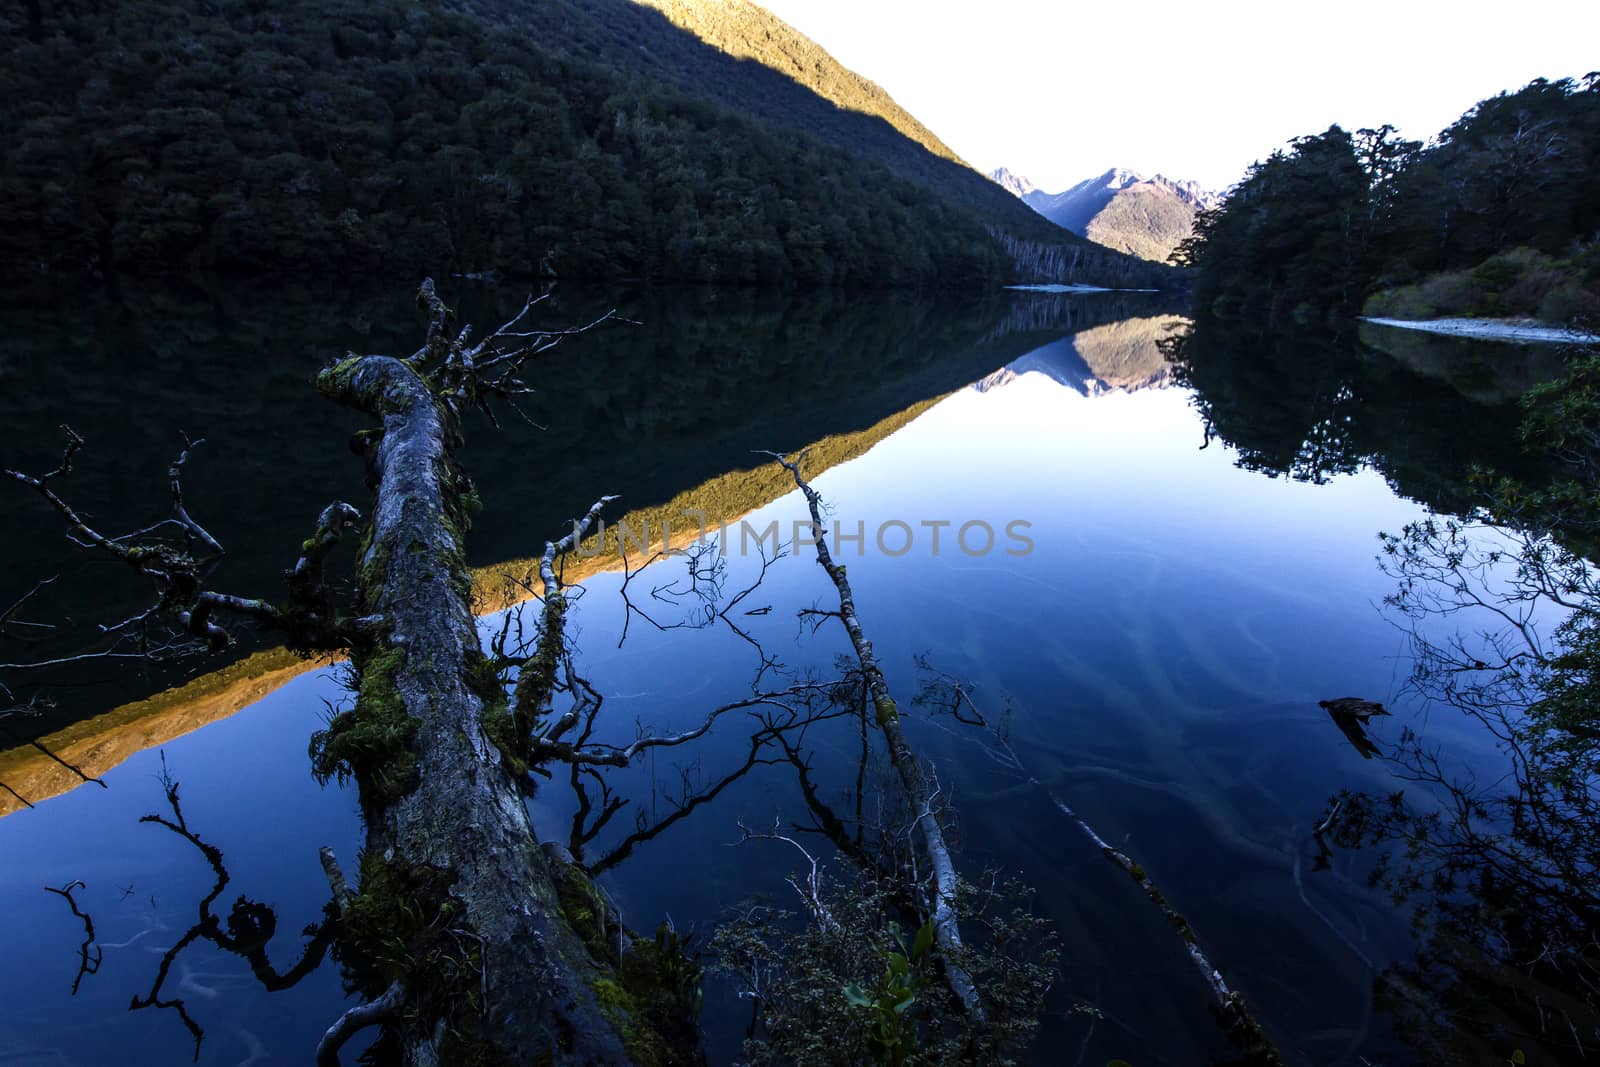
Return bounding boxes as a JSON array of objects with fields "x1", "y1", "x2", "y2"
[{"x1": 0, "y1": 291, "x2": 1555, "y2": 1065}]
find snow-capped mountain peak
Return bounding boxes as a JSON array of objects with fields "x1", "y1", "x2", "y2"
[
  {"x1": 988, "y1": 167, "x2": 1037, "y2": 198},
  {"x1": 1003, "y1": 167, "x2": 1222, "y2": 262},
  {"x1": 1097, "y1": 167, "x2": 1144, "y2": 189}
]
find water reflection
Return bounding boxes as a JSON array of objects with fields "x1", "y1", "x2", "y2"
[
  {"x1": 0, "y1": 284, "x2": 1178, "y2": 734},
  {"x1": 0, "y1": 667, "x2": 360, "y2": 1065},
  {"x1": 1316, "y1": 511, "x2": 1600, "y2": 1065},
  {"x1": 3, "y1": 293, "x2": 1579, "y2": 1065},
  {"x1": 127, "y1": 759, "x2": 336, "y2": 1060},
  {"x1": 1171, "y1": 313, "x2": 1554, "y2": 507}
]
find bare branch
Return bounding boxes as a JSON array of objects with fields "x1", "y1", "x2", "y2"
[
  {"x1": 732, "y1": 817, "x2": 840, "y2": 933},
  {"x1": 316, "y1": 980, "x2": 405, "y2": 1067},
  {"x1": 319, "y1": 847, "x2": 356, "y2": 911},
  {"x1": 43, "y1": 879, "x2": 102, "y2": 995},
  {"x1": 167, "y1": 434, "x2": 224, "y2": 562},
  {"x1": 508, "y1": 496, "x2": 615, "y2": 746},
  {"x1": 1, "y1": 575, "x2": 58, "y2": 640},
  {"x1": 765, "y1": 449, "x2": 985, "y2": 1020}
]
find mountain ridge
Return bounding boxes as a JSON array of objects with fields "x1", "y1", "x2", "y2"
[
  {"x1": 991, "y1": 166, "x2": 1221, "y2": 263},
  {"x1": 0, "y1": 0, "x2": 1168, "y2": 288}
]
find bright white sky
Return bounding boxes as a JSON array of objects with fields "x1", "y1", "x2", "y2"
[{"x1": 754, "y1": 0, "x2": 1600, "y2": 193}]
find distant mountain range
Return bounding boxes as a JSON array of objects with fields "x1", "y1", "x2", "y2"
[{"x1": 991, "y1": 168, "x2": 1222, "y2": 263}]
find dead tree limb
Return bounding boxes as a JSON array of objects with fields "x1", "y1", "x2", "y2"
[
  {"x1": 768, "y1": 451, "x2": 985, "y2": 1019},
  {"x1": 1054, "y1": 798, "x2": 1282, "y2": 1064},
  {"x1": 510, "y1": 494, "x2": 616, "y2": 744},
  {"x1": 733, "y1": 817, "x2": 841, "y2": 934},
  {"x1": 5, "y1": 429, "x2": 362, "y2": 655},
  {"x1": 315, "y1": 980, "x2": 404, "y2": 1067},
  {"x1": 913, "y1": 667, "x2": 1282, "y2": 1065},
  {"x1": 309, "y1": 282, "x2": 651, "y2": 1065}
]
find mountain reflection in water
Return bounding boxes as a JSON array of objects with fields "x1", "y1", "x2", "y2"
[{"x1": 0, "y1": 289, "x2": 1566, "y2": 1066}]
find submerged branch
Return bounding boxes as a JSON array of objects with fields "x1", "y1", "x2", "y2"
[
  {"x1": 1055, "y1": 797, "x2": 1282, "y2": 1064},
  {"x1": 914, "y1": 667, "x2": 1282, "y2": 1063},
  {"x1": 767, "y1": 450, "x2": 985, "y2": 1020}
]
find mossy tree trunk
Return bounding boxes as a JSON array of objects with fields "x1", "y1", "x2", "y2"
[
  {"x1": 9, "y1": 282, "x2": 693, "y2": 1064},
  {"x1": 308, "y1": 324, "x2": 648, "y2": 1063}
]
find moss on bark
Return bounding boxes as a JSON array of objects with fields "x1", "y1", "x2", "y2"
[
  {"x1": 550, "y1": 860, "x2": 704, "y2": 1066},
  {"x1": 309, "y1": 643, "x2": 419, "y2": 808}
]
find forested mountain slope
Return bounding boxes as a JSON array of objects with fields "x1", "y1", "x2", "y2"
[{"x1": 0, "y1": 0, "x2": 1163, "y2": 289}]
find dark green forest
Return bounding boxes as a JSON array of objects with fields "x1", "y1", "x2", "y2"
[
  {"x1": 1178, "y1": 74, "x2": 1600, "y2": 320},
  {"x1": 0, "y1": 0, "x2": 1165, "y2": 290}
]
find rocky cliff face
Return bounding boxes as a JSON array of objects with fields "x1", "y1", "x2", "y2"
[{"x1": 990, "y1": 167, "x2": 1221, "y2": 262}]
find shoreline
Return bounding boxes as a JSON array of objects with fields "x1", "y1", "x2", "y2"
[
  {"x1": 1361, "y1": 315, "x2": 1600, "y2": 345},
  {"x1": 1006, "y1": 283, "x2": 1162, "y2": 294}
]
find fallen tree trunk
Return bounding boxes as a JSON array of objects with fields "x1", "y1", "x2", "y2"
[{"x1": 304, "y1": 289, "x2": 685, "y2": 1065}]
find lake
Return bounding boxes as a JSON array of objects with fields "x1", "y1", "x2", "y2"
[{"x1": 0, "y1": 283, "x2": 1565, "y2": 1065}]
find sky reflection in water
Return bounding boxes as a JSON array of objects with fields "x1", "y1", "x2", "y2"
[{"x1": 0, "y1": 322, "x2": 1504, "y2": 1066}]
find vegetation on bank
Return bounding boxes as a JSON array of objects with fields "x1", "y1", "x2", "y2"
[
  {"x1": 1362, "y1": 243, "x2": 1600, "y2": 323},
  {"x1": 1178, "y1": 74, "x2": 1600, "y2": 321},
  {"x1": 0, "y1": 0, "x2": 1164, "y2": 290}
]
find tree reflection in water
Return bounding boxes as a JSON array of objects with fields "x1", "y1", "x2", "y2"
[
  {"x1": 128, "y1": 756, "x2": 337, "y2": 1060},
  {"x1": 1319, "y1": 513, "x2": 1600, "y2": 1065},
  {"x1": 1174, "y1": 312, "x2": 1600, "y2": 1063}
]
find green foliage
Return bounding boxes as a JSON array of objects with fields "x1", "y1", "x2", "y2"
[
  {"x1": 1363, "y1": 246, "x2": 1600, "y2": 322},
  {"x1": 308, "y1": 644, "x2": 419, "y2": 808},
  {"x1": 549, "y1": 860, "x2": 704, "y2": 1066},
  {"x1": 328, "y1": 854, "x2": 512, "y2": 1063},
  {"x1": 841, "y1": 920, "x2": 934, "y2": 1066},
  {"x1": 713, "y1": 873, "x2": 1057, "y2": 1066},
  {"x1": 1180, "y1": 125, "x2": 1372, "y2": 317},
  {"x1": 336, "y1": 854, "x2": 466, "y2": 997},
  {"x1": 0, "y1": 0, "x2": 1123, "y2": 289},
  {"x1": 1184, "y1": 76, "x2": 1600, "y2": 320},
  {"x1": 1317, "y1": 332, "x2": 1600, "y2": 1064}
]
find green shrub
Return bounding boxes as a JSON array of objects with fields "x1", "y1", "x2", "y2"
[
  {"x1": 1364, "y1": 271, "x2": 1479, "y2": 319},
  {"x1": 1538, "y1": 284, "x2": 1600, "y2": 325},
  {"x1": 1416, "y1": 271, "x2": 1482, "y2": 316},
  {"x1": 1504, "y1": 266, "x2": 1567, "y2": 316}
]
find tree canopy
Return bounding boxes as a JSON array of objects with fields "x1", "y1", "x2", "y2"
[
  {"x1": 1178, "y1": 75, "x2": 1600, "y2": 320},
  {"x1": 0, "y1": 0, "x2": 1162, "y2": 290}
]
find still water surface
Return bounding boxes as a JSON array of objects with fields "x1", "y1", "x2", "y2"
[{"x1": 0, "y1": 286, "x2": 1556, "y2": 1065}]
